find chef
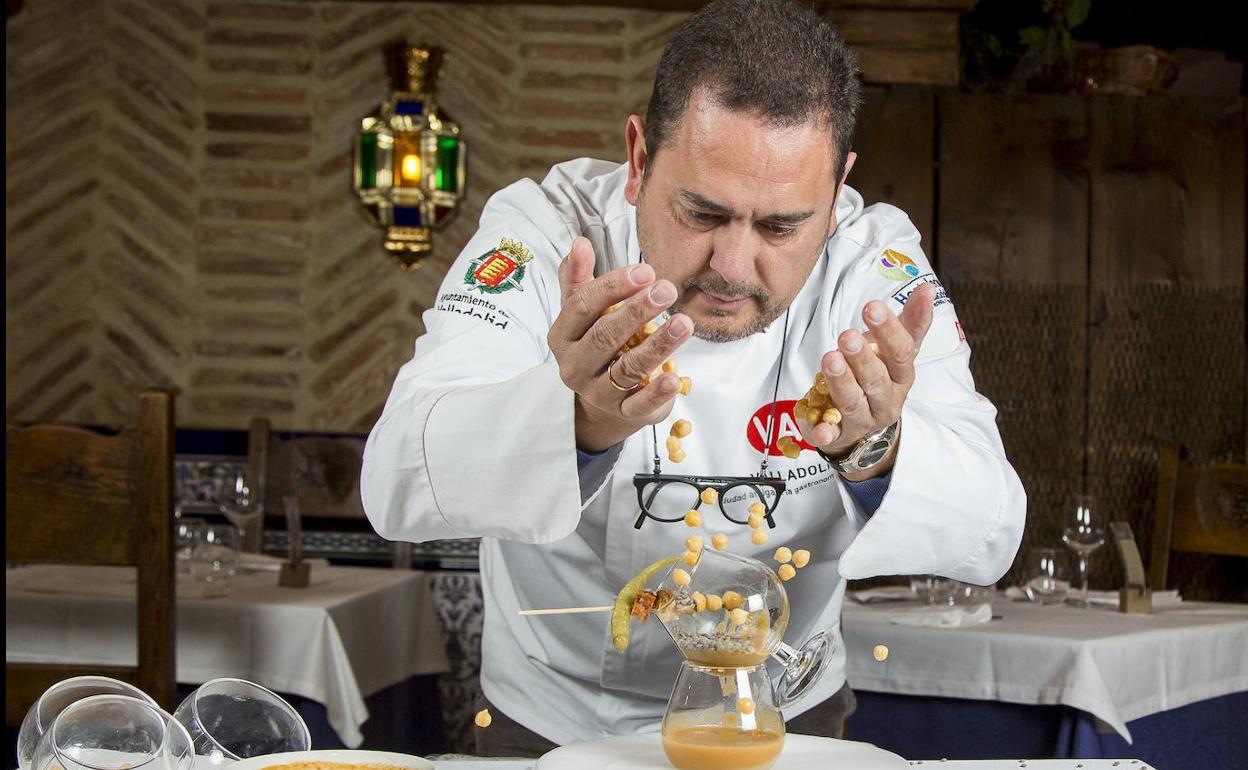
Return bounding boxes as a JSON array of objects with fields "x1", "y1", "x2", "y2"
[{"x1": 361, "y1": 0, "x2": 1025, "y2": 756}]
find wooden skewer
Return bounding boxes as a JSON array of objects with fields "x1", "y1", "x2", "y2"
[{"x1": 518, "y1": 605, "x2": 614, "y2": 616}]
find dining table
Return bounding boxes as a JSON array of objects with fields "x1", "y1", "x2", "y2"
[
  {"x1": 427, "y1": 757, "x2": 1155, "y2": 769},
  {"x1": 839, "y1": 588, "x2": 1248, "y2": 770},
  {"x1": 5, "y1": 562, "x2": 450, "y2": 749}
]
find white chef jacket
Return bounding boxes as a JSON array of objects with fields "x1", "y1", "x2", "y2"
[{"x1": 361, "y1": 158, "x2": 1026, "y2": 744}]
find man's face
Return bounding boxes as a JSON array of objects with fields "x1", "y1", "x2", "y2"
[{"x1": 625, "y1": 90, "x2": 852, "y2": 342}]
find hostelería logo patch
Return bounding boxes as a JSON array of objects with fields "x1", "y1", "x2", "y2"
[
  {"x1": 876, "y1": 248, "x2": 922, "y2": 281},
  {"x1": 746, "y1": 400, "x2": 816, "y2": 457},
  {"x1": 465, "y1": 237, "x2": 533, "y2": 294}
]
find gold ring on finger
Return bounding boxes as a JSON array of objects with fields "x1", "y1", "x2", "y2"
[{"x1": 606, "y1": 358, "x2": 639, "y2": 392}]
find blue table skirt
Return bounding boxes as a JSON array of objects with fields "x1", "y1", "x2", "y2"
[{"x1": 846, "y1": 689, "x2": 1247, "y2": 770}]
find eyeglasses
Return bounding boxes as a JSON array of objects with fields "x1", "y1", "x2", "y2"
[{"x1": 632, "y1": 473, "x2": 787, "y2": 530}]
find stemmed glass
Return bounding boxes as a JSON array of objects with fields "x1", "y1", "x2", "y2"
[
  {"x1": 17, "y1": 676, "x2": 158, "y2": 770},
  {"x1": 653, "y1": 548, "x2": 833, "y2": 706},
  {"x1": 29, "y1": 694, "x2": 193, "y2": 770},
  {"x1": 222, "y1": 468, "x2": 264, "y2": 553},
  {"x1": 172, "y1": 678, "x2": 311, "y2": 767},
  {"x1": 1062, "y1": 494, "x2": 1106, "y2": 608}
]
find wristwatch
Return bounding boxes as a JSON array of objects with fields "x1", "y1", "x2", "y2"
[{"x1": 818, "y1": 420, "x2": 900, "y2": 476}]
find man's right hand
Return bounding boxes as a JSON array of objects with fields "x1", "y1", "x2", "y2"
[{"x1": 548, "y1": 237, "x2": 695, "y2": 453}]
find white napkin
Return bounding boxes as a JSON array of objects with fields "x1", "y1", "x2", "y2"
[
  {"x1": 849, "y1": 586, "x2": 917, "y2": 604},
  {"x1": 1004, "y1": 585, "x2": 1183, "y2": 608},
  {"x1": 887, "y1": 602, "x2": 993, "y2": 627}
]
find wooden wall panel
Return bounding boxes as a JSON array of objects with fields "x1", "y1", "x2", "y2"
[
  {"x1": 849, "y1": 87, "x2": 935, "y2": 252},
  {"x1": 1086, "y1": 97, "x2": 1247, "y2": 600},
  {"x1": 936, "y1": 95, "x2": 1091, "y2": 589}
]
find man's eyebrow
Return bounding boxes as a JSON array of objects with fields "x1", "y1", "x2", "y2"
[{"x1": 677, "y1": 189, "x2": 814, "y2": 226}]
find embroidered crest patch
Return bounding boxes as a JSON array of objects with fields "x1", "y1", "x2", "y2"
[
  {"x1": 876, "y1": 248, "x2": 922, "y2": 281},
  {"x1": 464, "y1": 237, "x2": 533, "y2": 294}
]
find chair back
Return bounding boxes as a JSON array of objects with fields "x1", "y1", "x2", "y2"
[
  {"x1": 1149, "y1": 442, "x2": 1248, "y2": 590},
  {"x1": 5, "y1": 389, "x2": 176, "y2": 722}
]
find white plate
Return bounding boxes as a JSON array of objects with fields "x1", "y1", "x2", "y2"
[
  {"x1": 536, "y1": 733, "x2": 907, "y2": 770},
  {"x1": 230, "y1": 749, "x2": 434, "y2": 770}
]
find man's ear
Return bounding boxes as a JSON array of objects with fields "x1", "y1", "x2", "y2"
[
  {"x1": 828, "y1": 150, "x2": 858, "y2": 237},
  {"x1": 624, "y1": 114, "x2": 647, "y2": 205}
]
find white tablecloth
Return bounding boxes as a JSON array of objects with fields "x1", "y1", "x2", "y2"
[
  {"x1": 841, "y1": 596, "x2": 1248, "y2": 741},
  {"x1": 6, "y1": 565, "x2": 450, "y2": 747}
]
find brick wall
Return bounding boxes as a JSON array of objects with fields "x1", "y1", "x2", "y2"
[{"x1": 6, "y1": 0, "x2": 685, "y2": 431}]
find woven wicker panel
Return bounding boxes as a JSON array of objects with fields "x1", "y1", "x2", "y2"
[
  {"x1": 944, "y1": 281, "x2": 1088, "y2": 589},
  {"x1": 1088, "y1": 284, "x2": 1247, "y2": 601}
]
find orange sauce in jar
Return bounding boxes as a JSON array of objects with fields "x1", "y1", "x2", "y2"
[{"x1": 661, "y1": 726, "x2": 784, "y2": 770}]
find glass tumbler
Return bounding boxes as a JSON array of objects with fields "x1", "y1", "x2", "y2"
[{"x1": 661, "y1": 661, "x2": 785, "y2": 770}]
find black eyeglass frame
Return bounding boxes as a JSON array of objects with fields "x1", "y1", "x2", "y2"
[{"x1": 632, "y1": 473, "x2": 787, "y2": 530}]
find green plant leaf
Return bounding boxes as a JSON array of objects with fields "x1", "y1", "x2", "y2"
[
  {"x1": 1018, "y1": 26, "x2": 1047, "y2": 52},
  {"x1": 984, "y1": 33, "x2": 1003, "y2": 58},
  {"x1": 1060, "y1": 27, "x2": 1076, "y2": 63},
  {"x1": 1066, "y1": 0, "x2": 1092, "y2": 29}
]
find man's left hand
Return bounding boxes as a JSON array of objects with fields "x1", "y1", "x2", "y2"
[{"x1": 798, "y1": 282, "x2": 937, "y2": 468}]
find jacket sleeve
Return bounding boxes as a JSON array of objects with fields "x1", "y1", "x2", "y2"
[
  {"x1": 834, "y1": 206, "x2": 1027, "y2": 585},
  {"x1": 360, "y1": 180, "x2": 587, "y2": 544}
]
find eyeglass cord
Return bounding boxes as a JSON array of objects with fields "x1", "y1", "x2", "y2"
[{"x1": 649, "y1": 307, "x2": 792, "y2": 476}]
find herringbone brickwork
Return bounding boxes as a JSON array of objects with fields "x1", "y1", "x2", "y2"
[{"x1": 6, "y1": 0, "x2": 692, "y2": 430}]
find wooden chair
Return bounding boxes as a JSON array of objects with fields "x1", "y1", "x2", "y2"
[
  {"x1": 1149, "y1": 442, "x2": 1248, "y2": 590},
  {"x1": 245, "y1": 418, "x2": 410, "y2": 566},
  {"x1": 5, "y1": 390, "x2": 177, "y2": 723}
]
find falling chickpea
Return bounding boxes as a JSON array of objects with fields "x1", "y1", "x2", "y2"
[
  {"x1": 679, "y1": 377, "x2": 693, "y2": 395},
  {"x1": 684, "y1": 510, "x2": 702, "y2": 527},
  {"x1": 692, "y1": 591, "x2": 707, "y2": 612},
  {"x1": 777, "y1": 564, "x2": 796, "y2": 581},
  {"x1": 774, "y1": 547, "x2": 792, "y2": 563},
  {"x1": 666, "y1": 436, "x2": 682, "y2": 454},
  {"x1": 737, "y1": 698, "x2": 756, "y2": 715},
  {"x1": 705, "y1": 594, "x2": 723, "y2": 612},
  {"x1": 722, "y1": 591, "x2": 743, "y2": 610},
  {"x1": 711, "y1": 533, "x2": 728, "y2": 550},
  {"x1": 669, "y1": 449, "x2": 687, "y2": 463},
  {"x1": 747, "y1": 511, "x2": 765, "y2": 529},
  {"x1": 682, "y1": 550, "x2": 699, "y2": 566},
  {"x1": 474, "y1": 709, "x2": 492, "y2": 728},
  {"x1": 792, "y1": 549, "x2": 811, "y2": 568},
  {"x1": 685, "y1": 535, "x2": 704, "y2": 552},
  {"x1": 700, "y1": 488, "x2": 718, "y2": 505},
  {"x1": 730, "y1": 608, "x2": 749, "y2": 626},
  {"x1": 751, "y1": 528, "x2": 769, "y2": 545},
  {"x1": 671, "y1": 419, "x2": 693, "y2": 438},
  {"x1": 873, "y1": 644, "x2": 889, "y2": 662},
  {"x1": 672, "y1": 568, "x2": 691, "y2": 587}
]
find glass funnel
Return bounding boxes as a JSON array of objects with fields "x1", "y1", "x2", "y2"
[
  {"x1": 661, "y1": 661, "x2": 784, "y2": 770},
  {"x1": 653, "y1": 548, "x2": 833, "y2": 706}
]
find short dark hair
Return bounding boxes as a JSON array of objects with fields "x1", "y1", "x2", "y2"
[{"x1": 644, "y1": 0, "x2": 862, "y2": 178}]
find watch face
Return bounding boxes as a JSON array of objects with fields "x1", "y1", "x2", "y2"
[{"x1": 857, "y1": 438, "x2": 891, "y2": 467}]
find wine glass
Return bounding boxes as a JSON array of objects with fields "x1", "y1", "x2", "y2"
[
  {"x1": 17, "y1": 677, "x2": 158, "y2": 770},
  {"x1": 653, "y1": 549, "x2": 833, "y2": 706},
  {"x1": 173, "y1": 678, "x2": 311, "y2": 766},
  {"x1": 1024, "y1": 548, "x2": 1071, "y2": 605},
  {"x1": 661, "y1": 661, "x2": 785, "y2": 770},
  {"x1": 222, "y1": 467, "x2": 264, "y2": 553},
  {"x1": 191, "y1": 524, "x2": 240, "y2": 598},
  {"x1": 175, "y1": 517, "x2": 206, "y2": 574},
  {"x1": 29, "y1": 694, "x2": 193, "y2": 770},
  {"x1": 1062, "y1": 495, "x2": 1106, "y2": 608}
]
